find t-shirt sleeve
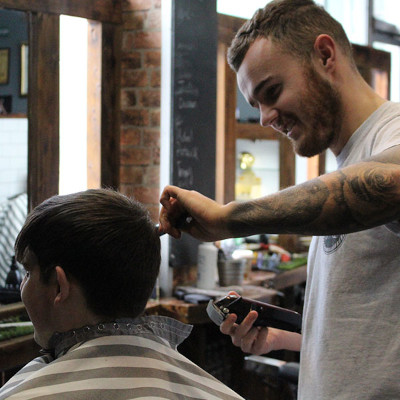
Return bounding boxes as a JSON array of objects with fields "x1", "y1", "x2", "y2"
[
  {"x1": 371, "y1": 114, "x2": 400, "y2": 235},
  {"x1": 371, "y1": 115, "x2": 400, "y2": 155}
]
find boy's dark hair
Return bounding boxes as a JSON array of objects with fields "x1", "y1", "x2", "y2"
[
  {"x1": 15, "y1": 189, "x2": 160, "y2": 319},
  {"x1": 228, "y1": 0, "x2": 354, "y2": 72}
]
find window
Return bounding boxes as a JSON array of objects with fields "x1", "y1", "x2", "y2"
[
  {"x1": 59, "y1": 16, "x2": 89, "y2": 194},
  {"x1": 59, "y1": 16, "x2": 101, "y2": 195}
]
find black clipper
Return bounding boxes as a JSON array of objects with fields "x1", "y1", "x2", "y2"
[{"x1": 206, "y1": 294, "x2": 302, "y2": 333}]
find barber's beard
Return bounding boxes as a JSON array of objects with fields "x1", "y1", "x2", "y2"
[{"x1": 292, "y1": 66, "x2": 343, "y2": 158}]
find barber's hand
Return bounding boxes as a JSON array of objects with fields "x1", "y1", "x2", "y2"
[
  {"x1": 220, "y1": 291, "x2": 302, "y2": 355},
  {"x1": 219, "y1": 291, "x2": 281, "y2": 355},
  {"x1": 220, "y1": 310, "x2": 279, "y2": 355},
  {"x1": 159, "y1": 185, "x2": 231, "y2": 241}
]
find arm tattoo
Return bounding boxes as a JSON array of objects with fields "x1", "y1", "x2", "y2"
[{"x1": 227, "y1": 162, "x2": 400, "y2": 237}]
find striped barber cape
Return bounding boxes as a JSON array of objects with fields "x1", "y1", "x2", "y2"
[{"x1": 0, "y1": 316, "x2": 244, "y2": 400}]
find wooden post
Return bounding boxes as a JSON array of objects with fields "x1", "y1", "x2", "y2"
[
  {"x1": 28, "y1": 12, "x2": 60, "y2": 210},
  {"x1": 87, "y1": 20, "x2": 102, "y2": 189},
  {"x1": 100, "y1": 22, "x2": 121, "y2": 189}
]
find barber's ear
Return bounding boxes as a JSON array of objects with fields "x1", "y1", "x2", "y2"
[
  {"x1": 54, "y1": 266, "x2": 70, "y2": 305},
  {"x1": 313, "y1": 34, "x2": 336, "y2": 71}
]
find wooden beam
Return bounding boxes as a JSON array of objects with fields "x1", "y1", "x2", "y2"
[
  {"x1": 0, "y1": 0, "x2": 122, "y2": 24},
  {"x1": 279, "y1": 135, "x2": 295, "y2": 190},
  {"x1": 237, "y1": 123, "x2": 276, "y2": 141},
  {"x1": 216, "y1": 42, "x2": 227, "y2": 204},
  {"x1": 318, "y1": 151, "x2": 326, "y2": 176},
  {"x1": 100, "y1": 22, "x2": 121, "y2": 189},
  {"x1": 278, "y1": 136, "x2": 298, "y2": 253},
  {"x1": 307, "y1": 155, "x2": 320, "y2": 180},
  {"x1": 216, "y1": 43, "x2": 237, "y2": 204},
  {"x1": 87, "y1": 21, "x2": 102, "y2": 189},
  {"x1": 218, "y1": 13, "x2": 246, "y2": 46},
  {"x1": 28, "y1": 12, "x2": 60, "y2": 210}
]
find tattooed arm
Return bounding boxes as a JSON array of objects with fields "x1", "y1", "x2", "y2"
[
  {"x1": 228, "y1": 146, "x2": 400, "y2": 236},
  {"x1": 159, "y1": 146, "x2": 400, "y2": 240}
]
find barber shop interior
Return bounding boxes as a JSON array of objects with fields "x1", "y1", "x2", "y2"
[{"x1": 0, "y1": 0, "x2": 399, "y2": 399}]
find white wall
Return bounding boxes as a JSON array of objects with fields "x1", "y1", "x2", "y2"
[{"x1": 0, "y1": 118, "x2": 28, "y2": 202}]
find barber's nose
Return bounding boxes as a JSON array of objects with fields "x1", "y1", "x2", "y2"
[{"x1": 259, "y1": 104, "x2": 278, "y2": 127}]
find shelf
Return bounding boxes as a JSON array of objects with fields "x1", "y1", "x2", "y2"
[
  {"x1": 0, "y1": 114, "x2": 27, "y2": 119},
  {"x1": 237, "y1": 167, "x2": 279, "y2": 173},
  {"x1": 237, "y1": 123, "x2": 276, "y2": 141}
]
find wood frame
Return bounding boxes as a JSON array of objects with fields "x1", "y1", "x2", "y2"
[
  {"x1": 0, "y1": 1, "x2": 121, "y2": 24},
  {"x1": 0, "y1": 48, "x2": 10, "y2": 85},
  {"x1": 216, "y1": 13, "x2": 315, "y2": 252},
  {"x1": 0, "y1": 0, "x2": 122, "y2": 209},
  {"x1": 216, "y1": 13, "x2": 296, "y2": 205},
  {"x1": 28, "y1": 13, "x2": 60, "y2": 209},
  {"x1": 19, "y1": 43, "x2": 28, "y2": 96},
  {"x1": 87, "y1": 21, "x2": 102, "y2": 189},
  {"x1": 100, "y1": 22, "x2": 121, "y2": 190}
]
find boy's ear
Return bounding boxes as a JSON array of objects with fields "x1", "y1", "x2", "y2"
[{"x1": 54, "y1": 266, "x2": 70, "y2": 305}]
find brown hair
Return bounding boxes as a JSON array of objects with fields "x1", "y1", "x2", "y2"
[
  {"x1": 15, "y1": 189, "x2": 160, "y2": 319},
  {"x1": 228, "y1": 0, "x2": 354, "y2": 72}
]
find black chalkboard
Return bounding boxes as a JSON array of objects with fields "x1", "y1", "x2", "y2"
[{"x1": 169, "y1": 0, "x2": 217, "y2": 268}]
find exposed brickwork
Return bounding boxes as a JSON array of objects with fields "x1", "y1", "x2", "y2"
[
  {"x1": 139, "y1": 89, "x2": 160, "y2": 107},
  {"x1": 121, "y1": 89, "x2": 137, "y2": 108},
  {"x1": 121, "y1": 109, "x2": 149, "y2": 126},
  {"x1": 120, "y1": 127, "x2": 141, "y2": 146},
  {"x1": 121, "y1": 51, "x2": 141, "y2": 69},
  {"x1": 121, "y1": 0, "x2": 193, "y2": 289},
  {"x1": 119, "y1": 165, "x2": 144, "y2": 184},
  {"x1": 120, "y1": 0, "x2": 161, "y2": 219},
  {"x1": 150, "y1": 69, "x2": 161, "y2": 87},
  {"x1": 120, "y1": 147, "x2": 152, "y2": 165},
  {"x1": 144, "y1": 51, "x2": 161, "y2": 67}
]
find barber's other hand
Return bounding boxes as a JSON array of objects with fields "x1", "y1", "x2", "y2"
[
  {"x1": 159, "y1": 185, "x2": 231, "y2": 241},
  {"x1": 220, "y1": 291, "x2": 302, "y2": 355},
  {"x1": 220, "y1": 309, "x2": 280, "y2": 355}
]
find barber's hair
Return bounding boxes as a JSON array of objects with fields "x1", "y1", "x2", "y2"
[
  {"x1": 228, "y1": 0, "x2": 354, "y2": 72},
  {"x1": 15, "y1": 189, "x2": 160, "y2": 320}
]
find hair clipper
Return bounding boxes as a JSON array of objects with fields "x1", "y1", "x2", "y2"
[{"x1": 206, "y1": 294, "x2": 302, "y2": 333}]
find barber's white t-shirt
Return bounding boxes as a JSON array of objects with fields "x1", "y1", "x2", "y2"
[{"x1": 299, "y1": 101, "x2": 400, "y2": 400}]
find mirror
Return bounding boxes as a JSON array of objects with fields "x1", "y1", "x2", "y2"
[{"x1": 0, "y1": 9, "x2": 28, "y2": 292}]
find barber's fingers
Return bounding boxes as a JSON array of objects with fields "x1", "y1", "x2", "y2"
[
  {"x1": 220, "y1": 313, "x2": 237, "y2": 335},
  {"x1": 159, "y1": 186, "x2": 187, "y2": 238},
  {"x1": 159, "y1": 186, "x2": 198, "y2": 237},
  {"x1": 241, "y1": 326, "x2": 270, "y2": 355},
  {"x1": 221, "y1": 311, "x2": 258, "y2": 347},
  {"x1": 160, "y1": 185, "x2": 190, "y2": 215},
  {"x1": 159, "y1": 185, "x2": 180, "y2": 204},
  {"x1": 232, "y1": 311, "x2": 258, "y2": 345}
]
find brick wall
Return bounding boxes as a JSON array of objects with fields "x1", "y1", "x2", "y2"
[{"x1": 120, "y1": 0, "x2": 162, "y2": 221}]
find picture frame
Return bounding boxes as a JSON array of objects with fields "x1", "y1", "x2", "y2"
[
  {"x1": 20, "y1": 43, "x2": 28, "y2": 96},
  {"x1": 0, "y1": 48, "x2": 10, "y2": 85}
]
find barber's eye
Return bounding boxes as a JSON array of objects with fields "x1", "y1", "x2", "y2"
[
  {"x1": 24, "y1": 271, "x2": 30, "y2": 278},
  {"x1": 264, "y1": 84, "x2": 281, "y2": 103}
]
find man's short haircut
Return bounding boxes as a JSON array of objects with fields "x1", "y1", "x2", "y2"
[
  {"x1": 15, "y1": 189, "x2": 160, "y2": 320},
  {"x1": 228, "y1": 0, "x2": 354, "y2": 72}
]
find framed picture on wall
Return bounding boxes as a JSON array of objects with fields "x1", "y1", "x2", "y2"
[
  {"x1": 20, "y1": 43, "x2": 28, "y2": 96},
  {"x1": 0, "y1": 48, "x2": 10, "y2": 85}
]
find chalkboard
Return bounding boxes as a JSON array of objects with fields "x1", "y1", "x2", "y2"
[{"x1": 169, "y1": 0, "x2": 217, "y2": 268}]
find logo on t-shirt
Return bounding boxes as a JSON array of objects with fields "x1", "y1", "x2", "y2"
[{"x1": 323, "y1": 234, "x2": 345, "y2": 254}]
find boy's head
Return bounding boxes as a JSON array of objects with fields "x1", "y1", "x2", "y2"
[{"x1": 16, "y1": 189, "x2": 160, "y2": 322}]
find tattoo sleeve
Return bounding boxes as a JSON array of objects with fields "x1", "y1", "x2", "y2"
[{"x1": 227, "y1": 160, "x2": 400, "y2": 237}]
